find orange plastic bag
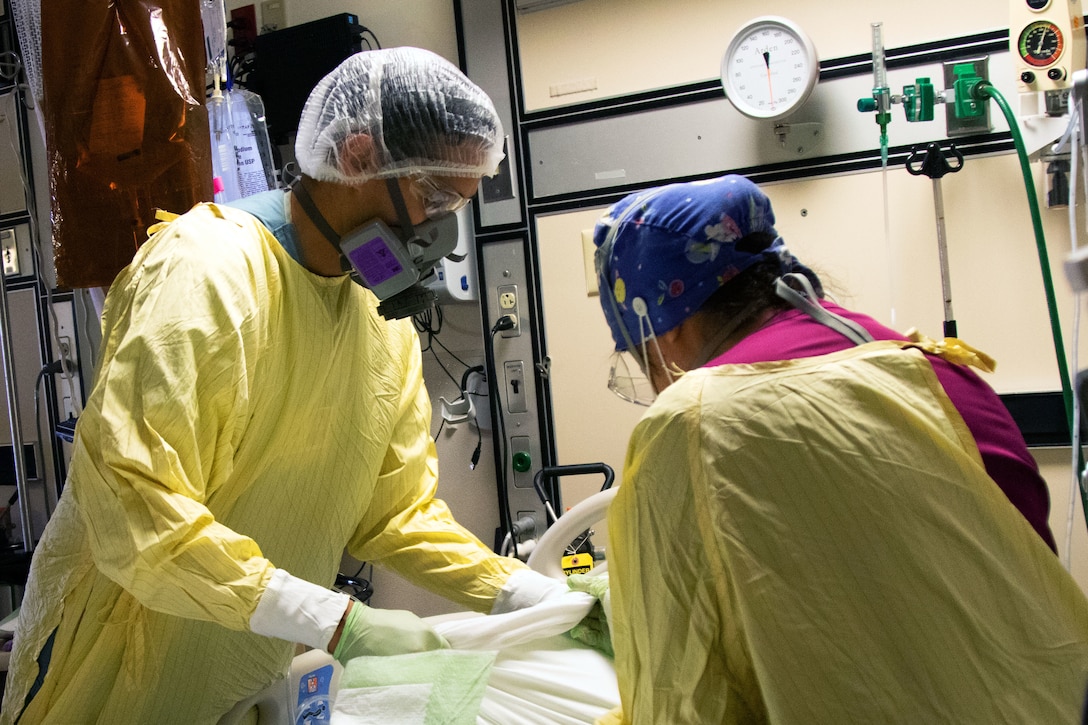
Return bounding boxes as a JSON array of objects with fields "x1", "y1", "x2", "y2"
[{"x1": 42, "y1": 0, "x2": 213, "y2": 289}]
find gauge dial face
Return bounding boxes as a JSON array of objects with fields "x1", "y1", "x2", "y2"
[
  {"x1": 1018, "y1": 20, "x2": 1064, "y2": 67},
  {"x1": 721, "y1": 17, "x2": 819, "y2": 120}
]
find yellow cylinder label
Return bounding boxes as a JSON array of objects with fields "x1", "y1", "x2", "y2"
[{"x1": 561, "y1": 554, "x2": 594, "y2": 575}]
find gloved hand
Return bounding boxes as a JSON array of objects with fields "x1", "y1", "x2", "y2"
[
  {"x1": 490, "y1": 568, "x2": 570, "y2": 614},
  {"x1": 566, "y1": 572, "x2": 613, "y2": 657},
  {"x1": 331, "y1": 600, "x2": 450, "y2": 664}
]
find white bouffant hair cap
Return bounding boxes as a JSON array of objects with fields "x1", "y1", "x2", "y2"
[{"x1": 295, "y1": 47, "x2": 505, "y2": 184}]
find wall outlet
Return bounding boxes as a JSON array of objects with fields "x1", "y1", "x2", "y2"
[
  {"x1": 52, "y1": 301, "x2": 82, "y2": 421},
  {"x1": 497, "y1": 284, "x2": 521, "y2": 337},
  {"x1": 260, "y1": 0, "x2": 286, "y2": 31},
  {"x1": 1, "y1": 229, "x2": 18, "y2": 276},
  {"x1": 58, "y1": 336, "x2": 73, "y2": 364}
]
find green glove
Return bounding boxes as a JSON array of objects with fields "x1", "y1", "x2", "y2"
[
  {"x1": 332, "y1": 600, "x2": 450, "y2": 664},
  {"x1": 566, "y1": 572, "x2": 614, "y2": 657}
]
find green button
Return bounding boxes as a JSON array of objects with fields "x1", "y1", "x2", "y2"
[{"x1": 512, "y1": 451, "x2": 532, "y2": 473}]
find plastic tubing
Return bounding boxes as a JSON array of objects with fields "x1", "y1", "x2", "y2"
[
  {"x1": 976, "y1": 81, "x2": 1088, "y2": 522},
  {"x1": 1067, "y1": 110, "x2": 1082, "y2": 567}
]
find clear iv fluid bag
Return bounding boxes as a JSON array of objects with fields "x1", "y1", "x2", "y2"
[{"x1": 211, "y1": 88, "x2": 277, "y2": 203}]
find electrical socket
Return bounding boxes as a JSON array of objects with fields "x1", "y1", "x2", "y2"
[
  {"x1": 260, "y1": 0, "x2": 285, "y2": 31},
  {"x1": 52, "y1": 300, "x2": 82, "y2": 421},
  {"x1": 1, "y1": 229, "x2": 17, "y2": 276},
  {"x1": 497, "y1": 284, "x2": 520, "y2": 338},
  {"x1": 58, "y1": 336, "x2": 73, "y2": 365}
]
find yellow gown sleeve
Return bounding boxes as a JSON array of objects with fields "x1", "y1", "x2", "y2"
[
  {"x1": 609, "y1": 399, "x2": 759, "y2": 724},
  {"x1": 345, "y1": 326, "x2": 525, "y2": 613},
  {"x1": 68, "y1": 209, "x2": 276, "y2": 631}
]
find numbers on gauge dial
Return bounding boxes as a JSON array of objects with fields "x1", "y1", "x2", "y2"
[{"x1": 723, "y1": 23, "x2": 817, "y2": 118}]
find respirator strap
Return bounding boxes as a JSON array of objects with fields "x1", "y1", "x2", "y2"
[
  {"x1": 291, "y1": 178, "x2": 341, "y2": 247},
  {"x1": 291, "y1": 178, "x2": 354, "y2": 274},
  {"x1": 384, "y1": 178, "x2": 419, "y2": 245}
]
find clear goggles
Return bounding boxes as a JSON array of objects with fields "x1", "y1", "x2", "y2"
[
  {"x1": 410, "y1": 174, "x2": 472, "y2": 218},
  {"x1": 608, "y1": 349, "x2": 657, "y2": 407},
  {"x1": 606, "y1": 303, "x2": 673, "y2": 407}
]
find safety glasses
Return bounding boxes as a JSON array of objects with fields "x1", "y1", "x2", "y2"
[
  {"x1": 410, "y1": 174, "x2": 472, "y2": 218},
  {"x1": 606, "y1": 300, "x2": 673, "y2": 406},
  {"x1": 596, "y1": 188, "x2": 676, "y2": 407},
  {"x1": 608, "y1": 350, "x2": 656, "y2": 406}
]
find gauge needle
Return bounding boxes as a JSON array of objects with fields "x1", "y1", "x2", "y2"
[{"x1": 762, "y1": 50, "x2": 774, "y2": 109}]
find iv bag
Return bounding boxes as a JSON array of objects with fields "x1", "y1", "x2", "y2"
[
  {"x1": 210, "y1": 88, "x2": 277, "y2": 203},
  {"x1": 42, "y1": 0, "x2": 213, "y2": 289},
  {"x1": 201, "y1": 0, "x2": 228, "y2": 80}
]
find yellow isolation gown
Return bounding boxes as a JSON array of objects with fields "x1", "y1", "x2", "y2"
[
  {"x1": 603, "y1": 341, "x2": 1088, "y2": 724},
  {"x1": 0, "y1": 202, "x2": 523, "y2": 723}
]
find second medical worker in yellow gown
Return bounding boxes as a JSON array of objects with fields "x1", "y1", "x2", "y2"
[
  {"x1": 0, "y1": 48, "x2": 577, "y2": 724},
  {"x1": 592, "y1": 175, "x2": 1088, "y2": 724}
]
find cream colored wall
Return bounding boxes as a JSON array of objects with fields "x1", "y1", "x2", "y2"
[{"x1": 515, "y1": 0, "x2": 1008, "y2": 111}]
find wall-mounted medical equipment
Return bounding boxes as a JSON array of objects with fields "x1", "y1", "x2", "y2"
[
  {"x1": 426, "y1": 204, "x2": 480, "y2": 304},
  {"x1": 858, "y1": 26, "x2": 994, "y2": 152},
  {"x1": 721, "y1": 16, "x2": 819, "y2": 121},
  {"x1": 1011, "y1": 0, "x2": 1086, "y2": 99},
  {"x1": 855, "y1": 9, "x2": 1086, "y2": 537}
]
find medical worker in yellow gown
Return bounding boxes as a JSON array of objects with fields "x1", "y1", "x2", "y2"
[
  {"x1": 591, "y1": 175, "x2": 1088, "y2": 724},
  {"x1": 0, "y1": 48, "x2": 572, "y2": 724}
]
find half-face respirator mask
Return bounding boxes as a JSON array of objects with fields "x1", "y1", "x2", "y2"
[{"x1": 292, "y1": 177, "x2": 463, "y2": 320}]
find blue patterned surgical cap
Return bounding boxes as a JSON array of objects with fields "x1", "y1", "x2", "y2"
[{"x1": 593, "y1": 174, "x2": 800, "y2": 352}]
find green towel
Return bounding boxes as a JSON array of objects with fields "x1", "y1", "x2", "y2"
[{"x1": 335, "y1": 649, "x2": 497, "y2": 725}]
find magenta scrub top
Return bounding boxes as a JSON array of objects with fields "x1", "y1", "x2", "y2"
[{"x1": 707, "y1": 301, "x2": 1058, "y2": 553}]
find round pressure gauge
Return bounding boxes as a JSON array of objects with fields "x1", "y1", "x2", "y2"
[
  {"x1": 1018, "y1": 19, "x2": 1064, "y2": 67},
  {"x1": 721, "y1": 16, "x2": 819, "y2": 120}
]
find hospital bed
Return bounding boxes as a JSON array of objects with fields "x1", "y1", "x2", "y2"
[{"x1": 220, "y1": 487, "x2": 619, "y2": 725}]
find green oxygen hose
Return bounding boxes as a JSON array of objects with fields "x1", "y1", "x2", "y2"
[{"x1": 975, "y1": 80, "x2": 1088, "y2": 521}]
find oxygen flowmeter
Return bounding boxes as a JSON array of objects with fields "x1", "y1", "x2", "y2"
[{"x1": 1011, "y1": 0, "x2": 1086, "y2": 96}]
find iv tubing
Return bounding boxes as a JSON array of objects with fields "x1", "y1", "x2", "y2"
[
  {"x1": 1067, "y1": 108, "x2": 1081, "y2": 568},
  {"x1": 976, "y1": 81, "x2": 1088, "y2": 525},
  {"x1": 882, "y1": 158, "x2": 896, "y2": 326},
  {"x1": 872, "y1": 22, "x2": 895, "y2": 323}
]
